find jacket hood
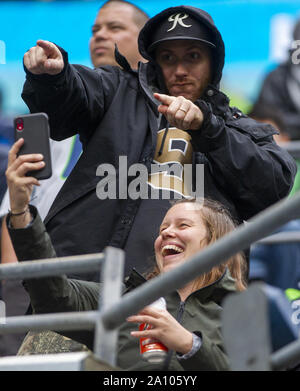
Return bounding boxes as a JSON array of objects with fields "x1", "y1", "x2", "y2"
[{"x1": 138, "y1": 5, "x2": 225, "y2": 86}]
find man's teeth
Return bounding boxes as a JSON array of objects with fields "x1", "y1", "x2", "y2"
[{"x1": 162, "y1": 245, "x2": 184, "y2": 256}]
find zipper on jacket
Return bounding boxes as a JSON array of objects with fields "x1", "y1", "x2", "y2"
[
  {"x1": 162, "y1": 301, "x2": 186, "y2": 371},
  {"x1": 177, "y1": 301, "x2": 186, "y2": 323}
]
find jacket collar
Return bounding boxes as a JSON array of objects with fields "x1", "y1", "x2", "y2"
[
  {"x1": 123, "y1": 267, "x2": 237, "y2": 304},
  {"x1": 201, "y1": 84, "x2": 230, "y2": 115},
  {"x1": 114, "y1": 44, "x2": 136, "y2": 74},
  {"x1": 188, "y1": 268, "x2": 237, "y2": 304}
]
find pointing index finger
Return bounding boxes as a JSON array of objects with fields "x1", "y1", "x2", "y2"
[
  {"x1": 154, "y1": 93, "x2": 175, "y2": 107},
  {"x1": 36, "y1": 40, "x2": 58, "y2": 56}
]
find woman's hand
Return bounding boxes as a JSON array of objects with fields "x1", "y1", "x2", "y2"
[
  {"x1": 127, "y1": 306, "x2": 193, "y2": 355},
  {"x1": 6, "y1": 138, "x2": 44, "y2": 214}
]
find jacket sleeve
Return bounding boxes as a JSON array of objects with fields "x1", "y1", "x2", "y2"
[
  {"x1": 21, "y1": 46, "x2": 121, "y2": 145},
  {"x1": 6, "y1": 205, "x2": 100, "y2": 314},
  {"x1": 188, "y1": 99, "x2": 297, "y2": 220},
  {"x1": 178, "y1": 331, "x2": 230, "y2": 371}
]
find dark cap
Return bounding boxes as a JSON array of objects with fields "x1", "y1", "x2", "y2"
[{"x1": 147, "y1": 12, "x2": 216, "y2": 52}]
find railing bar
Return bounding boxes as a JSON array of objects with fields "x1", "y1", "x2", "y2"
[
  {"x1": 283, "y1": 141, "x2": 300, "y2": 159},
  {"x1": 0, "y1": 311, "x2": 98, "y2": 334},
  {"x1": 0, "y1": 253, "x2": 104, "y2": 280},
  {"x1": 93, "y1": 247, "x2": 124, "y2": 366},
  {"x1": 254, "y1": 232, "x2": 300, "y2": 245},
  {"x1": 271, "y1": 339, "x2": 300, "y2": 370}
]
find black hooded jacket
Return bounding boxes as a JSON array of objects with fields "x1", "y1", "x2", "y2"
[{"x1": 21, "y1": 6, "x2": 296, "y2": 280}]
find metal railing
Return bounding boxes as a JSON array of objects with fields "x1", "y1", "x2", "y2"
[
  {"x1": 283, "y1": 140, "x2": 300, "y2": 160},
  {"x1": 0, "y1": 253, "x2": 104, "y2": 280},
  {"x1": 1, "y1": 192, "x2": 300, "y2": 370},
  {"x1": 255, "y1": 231, "x2": 300, "y2": 245}
]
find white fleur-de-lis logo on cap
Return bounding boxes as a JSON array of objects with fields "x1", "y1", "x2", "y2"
[{"x1": 167, "y1": 13, "x2": 192, "y2": 32}]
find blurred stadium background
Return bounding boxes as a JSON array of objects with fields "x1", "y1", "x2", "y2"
[{"x1": 0, "y1": 0, "x2": 299, "y2": 116}]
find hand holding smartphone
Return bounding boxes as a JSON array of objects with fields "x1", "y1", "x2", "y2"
[{"x1": 14, "y1": 113, "x2": 52, "y2": 180}]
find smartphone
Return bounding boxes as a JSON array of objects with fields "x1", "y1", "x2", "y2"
[{"x1": 14, "y1": 112, "x2": 52, "y2": 180}]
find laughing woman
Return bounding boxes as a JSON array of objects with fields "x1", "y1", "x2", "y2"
[{"x1": 5, "y1": 139, "x2": 247, "y2": 370}]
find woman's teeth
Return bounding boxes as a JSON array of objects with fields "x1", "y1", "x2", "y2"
[{"x1": 162, "y1": 245, "x2": 184, "y2": 257}]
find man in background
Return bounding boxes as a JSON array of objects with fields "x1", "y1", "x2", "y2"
[
  {"x1": 253, "y1": 18, "x2": 300, "y2": 141},
  {"x1": 90, "y1": 0, "x2": 148, "y2": 69}
]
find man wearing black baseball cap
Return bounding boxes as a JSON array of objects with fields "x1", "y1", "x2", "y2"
[
  {"x1": 146, "y1": 11, "x2": 216, "y2": 108},
  {"x1": 20, "y1": 4, "x2": 295, "y2": 306}
]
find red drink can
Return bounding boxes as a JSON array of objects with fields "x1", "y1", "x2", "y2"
[{"x1": 139, "y1": 297, "x2": 168, "y2": 363}]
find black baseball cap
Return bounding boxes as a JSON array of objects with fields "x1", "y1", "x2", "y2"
[{"x1": 147, "y1": 12, "x2": 216, "y2": 52}]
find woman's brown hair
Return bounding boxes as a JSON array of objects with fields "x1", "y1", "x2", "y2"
[{"x1": 147, "y1": 198, "x2": 247, "y2": 292}]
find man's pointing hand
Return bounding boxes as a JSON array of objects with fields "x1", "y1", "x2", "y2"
[
  {"x1": 23, "y1": 40, "x2": 64, "y2": 75},
  {"x1": 154, "y1": 93, "x2": 204, "y2": 130}
]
